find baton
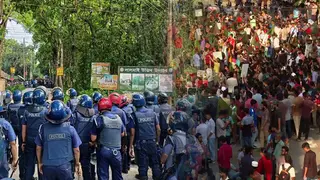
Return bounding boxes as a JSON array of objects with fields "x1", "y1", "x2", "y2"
[{"x1": 10, "y1": 156, "x2": 21, "y2": 178}]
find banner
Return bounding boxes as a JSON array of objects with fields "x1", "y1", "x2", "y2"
[
  {"x1": 118, "y1": 66, "x2": 173, "y2": 93},
  {"x1": 91, "y1": 62, "x2": 115, "y2": 90},
  {"x1": 91, "y1": 62, "x2": 110, "y2": 75}
]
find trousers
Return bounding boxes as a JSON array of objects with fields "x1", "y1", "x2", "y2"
[
  {"x1": 42, "y1": 163, "x2": 73, "y2": 180},
  {"x1": 97, "y1": 146, "x2": 122, "y2": 180},
  {"x1": 137, "y1": 140, "x2": 161, "y2": 179},
  {"x1": 24, "y1": 144, "x2": 42, "y2": 180}
]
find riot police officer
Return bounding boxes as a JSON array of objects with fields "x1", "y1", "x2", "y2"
[
  {"x1": 22, "y1": 89, "x2": 48, "y2": 180},
  {"x1": 72, "y1": 94, "x2": 96, "y2": 180},
  {"x1": 67, "y1": 88, "x2": 79, "y2": 113},
  {"x1": 3, "y1": 90, "x2": 12, "y2": 107},
  {"x1": 160, "y1": 99, "x2": 201, "y2": 180},
  {"x1": 92, "y1": 92, "x2": 102, "y2": 114},
  {"x1": 52, "y1": 87, "x2": 64, "y2": 101},
  {"x1": 109, "y1": 92, "x2": 128, "y2": 125},
  {"x1": 143, "y1": 91, "x2": 160, "y2": 117},
  {"x1": 34, "y1": 86, "x2": 49, "y2": 108},
  {"x1": 158, "y1": 92, "x2": 174, "y2": 147},
  {"x1": 129, "y1": 94, "x2": 161, "y2": 180},
  {"x1": 15, "y1": 90, "x2": 32, "y2": 179},
  {"x1": 35, "y1": 100, "x2": 82, "y2": 180},
  {"x1": 7, "y1": 90, "x2": 24, "y2": 135},
  {"x1": 119, "y1": 95, "x2": 135, "y2": 173},
  {"x1": 0, "y1": 114, "x2": 18, "y2": 179},
  {"x1": 91, "y1": 97, "x2": 125, "y2": 180}
]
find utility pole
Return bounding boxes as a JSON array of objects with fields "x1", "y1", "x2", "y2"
[
  {"x1": 167, "y1": 0, "x2": 173, "y2": 66},
  {"x1": 23, "y1": 38, "x2": 26, "y2": 80}
]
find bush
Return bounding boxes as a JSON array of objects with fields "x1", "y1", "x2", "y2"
[{"x1": 6, "y1": 84, "x2": 25, "y2": 92}]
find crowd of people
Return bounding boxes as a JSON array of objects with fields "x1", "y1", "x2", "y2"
[{"x1": 0, "y1": 1, "x2": 319, "y2": 180}]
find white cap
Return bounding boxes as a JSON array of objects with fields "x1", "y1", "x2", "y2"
[
  {"x1": 291, "y1": 73, "x2": 296, "y2": 77},
  {"x1": 221, "y1": 86, "x2": 227, "y2": 92},
  {"x1": 252, "y1": 161, "x2": 258, "y2": 168}
]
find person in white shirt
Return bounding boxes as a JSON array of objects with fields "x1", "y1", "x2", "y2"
[
  {"x1": 196, "y1": 118, "x2": 209, "y2": 145},
  {"x1": 278, "y1": 155, "x2": 295, "y2": 180},
  {"x1": 205, "y1": 111, "x2": 216, "y2": 162},
  {"x1": 216, "y1": 110, "x2": 229, "y2": 148},
  {"x1": 226, "y1": 72, "x2": 238, "y2": 94}
]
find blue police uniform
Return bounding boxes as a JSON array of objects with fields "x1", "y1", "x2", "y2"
[
  {"x1": 0, "y1": 118, "x2": 16, "y2": 179},
  {"x1": 7, "y1": 102, "x2": 24, "y2": 134},
  {"x1": 35, "y1": 122, "x2": 82, "y2": 180},
  {"x1": 72, "y1": 109, "x2": 96, "y2": 180},
  {"x1": 93, "y1": 104, "x2": 99, "y2": 114},
  {"x1": 22, "y1": 105, "x2": 47, "y2": 180},
  {"x1": 67, "y1": 98, "x2": 79, "y2": 113},
  {"x1": 17, "y1": 104, "x2": 28, "y2": 179},
  {"x1": 161, "y1": 110, "x2": 201, "y2": 180},
  {"x1": 121, "y1": 104, "x2": 135, "y2": 172},
  {"x1": 111, "y1": 105, "x2": 128, "y2": 126},
  {"x1": 158, "y1": 103, "x2": 174, "y2": 147},
  {"x1": 91, "y1": 112, "x2": 125, "y2": 180},
  {"x1": 133, "y1": 107, "x2": 161, "y2": 180}
]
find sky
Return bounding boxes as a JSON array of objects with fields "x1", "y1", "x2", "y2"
[{"x1": 5, "y1": 19, "x2": 33, "y2": 46}]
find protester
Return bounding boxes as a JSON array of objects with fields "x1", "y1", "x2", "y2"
[
  {"x1": 302, "y1": 142, "x2": 318, "y2": 180},
  {"x1": 218, "y1": 136, "x2": 232, "y2": 175}
]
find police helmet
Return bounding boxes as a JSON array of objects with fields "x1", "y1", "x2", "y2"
[
  {"x1": 169, "y1": 111, "x2": 189, "y2": 132},
  {"x1": 23, "y1": 91, "x2": 33, "y2": 105},
  {"x1": 143, "y1": 91, "x2": 155, "y2": 105},
  {"x1": 132, "y1": 94, "x2": 146, "y2": 107},
  {"x1": 13, "y1": 90, "x2": 22, "y2": 103},
  {"x1": 119, "y1": 95, "x2": 129, "y2": 108},
  {"x1": 35, "y1": 86, "x2": 48, "y2": 98},
  {"x1": 4, "y1": 90, "x2": 12, "y2": 101},
  {"x1": 92, "y1": 92, "x2": 102, "y2": 103},
  {"x1": 67, "y1": 88, "x2": 77, "y2": 98},
  {"x1": 52, "y1": 88, "x2": 64, "y2": 101},
  {"x1": 98, "y1": 97, "x2": 112, "y2": 112},
  {"x1": 45, "y1": 100, "x2": 71, "y2": 124},
  {"x1": 109, "y1": 92, "x2": 121, "y2": 105},
  {"x1": 79, "y1": 94, "x2": 93, "y2": 108},
  {"x1": 158, "y1": 92, "x2": 168, "y2": 104},
  {"x1": 33, "y1": 89, "x2": 46, "y2": 105}
]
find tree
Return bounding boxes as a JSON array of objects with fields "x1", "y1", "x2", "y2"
[
  {"x1": 2, "y1": 39, "x2": 35, "y2": 78},
  {"x1": 12, "y1": 0, "x2": 168, "y2": 90},
  {"x1": 0, "y1": 0, "x2": 15, "y2": 70}
]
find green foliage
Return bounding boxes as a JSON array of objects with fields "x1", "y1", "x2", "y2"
[
  {"x1": 6, "y1": 84, "x2": 25, "y2": 92},
  {"x1": 12, "y1": 0, "x2": 168, "y2": 91},
  {"x1": 2, "y1": 39, "x2": 36, "y2": 77}
]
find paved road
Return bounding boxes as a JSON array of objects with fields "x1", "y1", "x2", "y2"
[{"x1": 9, "y1": 127, "x2": 320, "y2": 179}]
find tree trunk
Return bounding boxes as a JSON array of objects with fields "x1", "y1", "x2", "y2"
[
  {"x1": 0, "y1": 0, "x2": 8, "y2": 71},
  {"x1": 59, "y1": 39, "x2": 63, "y2": 89}
]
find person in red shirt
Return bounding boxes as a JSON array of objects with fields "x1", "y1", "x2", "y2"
[
  {"x1": 256, "y1": 148, "x2": 273, "y2": 180},
  {"x1": 218, "y1": 136, "x2": 233, "y2": 174}
]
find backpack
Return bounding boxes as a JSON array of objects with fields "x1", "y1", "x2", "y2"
[{"x1": 278, "y1": 164, "x2": 292, "y2": 180}]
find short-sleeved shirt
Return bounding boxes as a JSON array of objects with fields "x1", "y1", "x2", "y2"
[
  {"x1": 273, "y1": 140, "x2": 285, "y2": 161},
  {"x1": 301, "y1": 99, "x2": 314, "y2": 119},
  {"x1": 196, "y1": 123, "x2": 209, "y2": 145},
  {"x1": 216, "y1": 118, "x2": 226, "y2": 138},
  {"x1": 0, "y1": 119, "x2": 16, "y2": 143},
  {"x1": 223, "y1": 116, "x2": 233, "y2": 136},
  {"x1": 303, "y1": 150, "x2": 317, "y2": 178},
  {"x1": 206, "y1": 118, "x2": 215, "y2": 139},
  {"x1": 35, "y1": 122, "x2": 82, "y2": 149}
]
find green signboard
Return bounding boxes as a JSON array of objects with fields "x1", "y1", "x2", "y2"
[{"x1": 118, "y1": 66, "x2": 174, "y2": 93}]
